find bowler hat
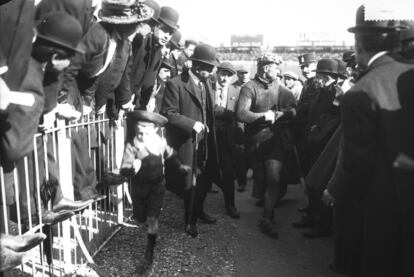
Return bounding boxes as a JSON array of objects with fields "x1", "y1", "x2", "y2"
[
  {"x1": 401, "y1": 21, "x2": 414, "y2": 41},
  {"x1": 36, "y1": 12, "x2": 84, "y2": 54},
  {"x1": 169, "y1": 30, "x2": 182, "y2": 50},
  {"x1": 218, "y1": 62, "x2": 236, "y2": 75},
  {"x1": 160, "y1": 58, "x2": 174, "y2": 70},
  {"x1": 158, "y1": 6, "x2": 179, "y2": 31},
  {"x1": 283, "y1": 71, "x2": 298, "y2": 80},
  {"x1": 314, "y1": 59, "x2": 340, "y2": 76},
  {"x1": 348, "y1": 5, "x2": 402, "y2": 33},
  {"x1": 335, "y1": 59, "x2": 348, "y2": 79},
  {"x1": 126, "y1": 110, "x2": 168, "y2": 126},
  {"x1": 144, "y1": 0, "x2": 160, "y2": 21},
  {"x1": 298, "y1": 53, "x2": 316, "y2": 66},
  {"x1": 190, "y1": 44, "x2": 219, "y2": 67},
  {"x1": 342, "y1": 51, "x2": 355, "y2": 62},
  {"x1": 99, "y1": 0, "x2": 154, "y2": 24}
]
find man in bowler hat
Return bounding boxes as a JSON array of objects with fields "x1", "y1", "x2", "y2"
[{"x1": 161, "y1": 44, "x2": 220, "y2": 237}]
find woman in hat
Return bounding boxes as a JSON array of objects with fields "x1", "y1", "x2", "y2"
[{"x1": 120, "y1": 110, "x2": 190, "y2": 273}]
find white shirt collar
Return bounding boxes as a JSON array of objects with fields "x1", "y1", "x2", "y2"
[
  {"x1": 189, "y1": 69, "x2": 201, "y2": 86},
  {"x1": 367, "y1": 51, "x2": 388, "y2": 67}
]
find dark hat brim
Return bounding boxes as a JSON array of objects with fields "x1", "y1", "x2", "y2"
[
  {"x1": 158, "y1": 18, "x2": 179, "y2": 31},
  {"x1": 126, "y1": 111, "x2": 168, "y2": 126},
  {"x1": 36, "y1": 33, "x2": 85, "y2": 54},
  {"x1": 348, "y1": 25, "x2": 398, "y2": 33},
  {"x1": 161, "y1": 60, "x2": 174, "y2": 70},
  {"x1": 190, "y1": 57, "x2": 219, "y2": 67}
]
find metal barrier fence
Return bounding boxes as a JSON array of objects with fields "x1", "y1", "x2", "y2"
[{"x1": 1, "y1": 114, "x2": 132, "y2": 276}]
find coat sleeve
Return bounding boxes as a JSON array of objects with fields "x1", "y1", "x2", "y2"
[
  {"x1": 114, "y1": 43, "x2": 133, "y2": 107},
  {"x1": 340, "y1": 90, "x2": 376, "y2": 194},
  {"x1": 119, "y1": 142, "x2": 136, "y2": 177},
  {"x1": 278, "y1": 86, "x2": 297, "y2": 120},
  {"x1": 161, "y1": 80, "x2": 196, "y2": 135},
  {"x1": 214, "y1": 105, "x2": 233, "y2": 121},
  {"x1": 0, "y1": 61, "x2": 44, "y2": 162}
]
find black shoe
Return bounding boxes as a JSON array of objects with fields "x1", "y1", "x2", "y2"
[
  {"x1": 302, "y1": 228, "x2": 331, "y2": 239},
  {"x1": 292, "y1": 215, "x2": 315, "y2": 228},
  {"x1": 258, "y1": 218, "x2": 279, "y2": 239},
  {"x1": 52, "y1": 197, "x2": 93, "y2": 213},
  {"x1": 226, "y1": 206, "x2": 240, "y2": 219},
  {"x1": 237, "y1": 185, "x2": 246, "y2": 192},
  {"x1": 135, "y1": 259, "x2": 152, "y2": 274},
  {"x1": 197, "y1": 213, "x2": 216, "y2": 224},
  {"x1": 185, "y1": 224, "x2": 198, "y2": 237}
]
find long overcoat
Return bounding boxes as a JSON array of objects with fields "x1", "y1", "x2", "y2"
[
  {"x1": 341, "y1": 53, "x2": 414, "y2": 277},
  {"x1": 161, "y1": 71, "x2": 219, "y2": 193}
]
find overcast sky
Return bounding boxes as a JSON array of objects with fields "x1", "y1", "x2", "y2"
[{"x1": 157, "y1": 0, "x2": 412, "y2": 47}]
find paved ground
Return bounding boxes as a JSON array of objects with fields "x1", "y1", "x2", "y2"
[
  {"x1": 91, "y1": 179, "x2": 343, "y2": 277},
  {"x1": 235, "y1": 182, "x2": 341, "y2": 277}
]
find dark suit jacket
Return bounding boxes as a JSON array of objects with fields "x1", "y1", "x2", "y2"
[
  {"x1": 130, "y1": 33, "x2": 162, "y2": 108},
  {"x1": 341, "y1": 53, "x2": 414, "y2": 277},
  {"x1": 161, "y1": 71, "x2": 219, "y2": 191}
]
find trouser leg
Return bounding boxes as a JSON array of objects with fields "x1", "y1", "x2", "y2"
[{"x1": 263, "y1": 159, "x2": 283, "y2": 215}]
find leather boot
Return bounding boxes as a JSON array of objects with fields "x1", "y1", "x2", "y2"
[{"x1": 136, "y1": 234, "x2": 157, "y2": 274}]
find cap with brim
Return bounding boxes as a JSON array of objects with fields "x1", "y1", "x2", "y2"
[
  {"x1": 313, "y1": 59, "x2": 340, "y2": 76},
  {"x1": 99, "y1": 0, "x2": 154, "y2": 24},
  {"x1": 283, "y1": 71, "x2": 298, "y2": 80},
  {"x1": 298, "y1": 53, "x2": 316, "y2": 66},
  {"x1": 185, "y1": 39, "x2": 198, "y2": 46},
  {"x1": 218, "y1": 62, "x2": 236, "y2": 75},
  {"x1": 126, "y1": 110, "x2": 168, "y2": 126}
]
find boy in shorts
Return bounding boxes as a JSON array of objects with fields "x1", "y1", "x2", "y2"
[{"x1": 120, "y1": 110, "x2": 190, "y2": 273}]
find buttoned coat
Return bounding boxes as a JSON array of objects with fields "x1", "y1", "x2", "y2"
[
  {"x1": 161, "y1": 71, "x2": 219, "y2": 192},
  {"x1": 341, "y1": 53, "x2": 414, "y2": 277}
]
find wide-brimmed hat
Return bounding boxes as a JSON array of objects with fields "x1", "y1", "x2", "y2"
[
  {"x1": 126, "y1": 110, "x2": 168, "y2": 126},
  {"x1": 348, "y1": 5, "x2": 403, "y2": 33},
  {"x1": 158, "y1": 6, "x2": 179, "y2": 31},
  {"x1": 99, "y1": 0, "x2": 154, "y2": 24},
  {"x1": 169, "y1": 30, "x2": 182, "y2": 50},
  {"x1": 298, "y1": 53, "x2": 316, "y2": 66},
  {"x1": 218, "y1": 62, "x2": 236, "y2": 75},
  {"x1": 313, "y1": 59, "x2": 341, "y2": 76},
  {"x1": 190, "y1": 44, "x2": 219, "y2": 67},
  {"x1": 36, "y1": 12, "x2": 84, "y2": 54}
]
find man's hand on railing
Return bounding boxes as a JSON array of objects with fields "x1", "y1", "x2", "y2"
[
  {"x1": 56, "y1": 103, "x2": 81, "y2": 120},
  {"x1": 82, "y1": 105, "x2": 93, "y2": 116},
  {"x1": 39, "y1": 109, "x2": 57, "y2": 131},
  {"x1": 121, "y1": 100, "x2": 134, "y2": 112}
]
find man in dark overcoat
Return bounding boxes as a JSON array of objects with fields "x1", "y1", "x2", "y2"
[
  {"x1": 340, "y1": 5, "x2": 414, "y2": 276},
  {"x1": 161, "y1": 44, "x2": 220, "y2": 238}
]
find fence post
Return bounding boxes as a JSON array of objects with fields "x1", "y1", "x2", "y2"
[
  {"x1": 115, "y1": 126, "x2": 125, "y2": 224},
  {"x1": 56, "y1": 119, "x2": 74, "y2": 273}
]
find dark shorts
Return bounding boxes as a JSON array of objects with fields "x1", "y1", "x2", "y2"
[{"x1": 130, "y1": 179, "x2": 166, "y2": 223}]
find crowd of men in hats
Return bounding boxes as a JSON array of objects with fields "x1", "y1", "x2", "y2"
[{"x1": 1, "y1": 0, "x2": 414, "y2": 276}]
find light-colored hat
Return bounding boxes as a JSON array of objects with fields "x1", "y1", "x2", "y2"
[
  {"x1": 98, "y1": 0, "x2": 154, "y2": 24},
  {"x1": 283, "y1": 71, "x2": 298, "y2": 80}
]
